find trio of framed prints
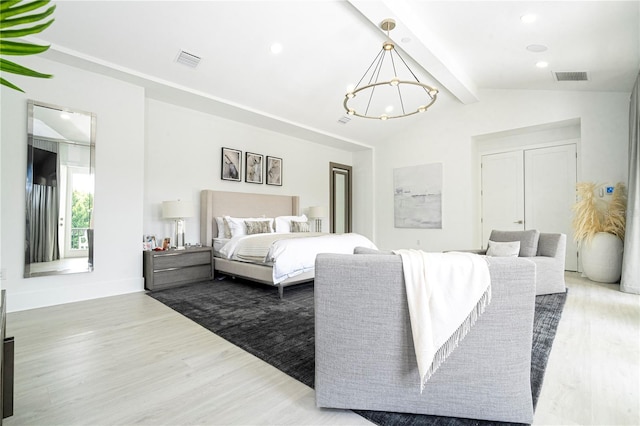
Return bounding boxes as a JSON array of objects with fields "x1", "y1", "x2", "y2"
[{"x1": 221, "y1": 147, "x2": 282, "y2": 186}]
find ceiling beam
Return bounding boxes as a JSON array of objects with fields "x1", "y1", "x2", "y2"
[{"x1": 347, "y1": 0, "x2": 479, "y2": 104}]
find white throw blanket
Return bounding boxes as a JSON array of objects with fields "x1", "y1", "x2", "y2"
[{"x1": 393, "y1": 249, "x2": 491, "y2": 392}]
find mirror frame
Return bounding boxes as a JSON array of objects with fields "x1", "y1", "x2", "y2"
[
  {"x1": 329, "y1": 162, "x2": 352, "y2": 233},
  {"x1": 25, "y1": 100, "x2": 96, "y2": 278}
]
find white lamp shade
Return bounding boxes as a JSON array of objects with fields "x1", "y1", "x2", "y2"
[
  {"x1": 162, "y1": 200, "x2": 194, "y2": 219},
  {"x1": 308, "y1": 206, "x2": 326, "y2": 218}
]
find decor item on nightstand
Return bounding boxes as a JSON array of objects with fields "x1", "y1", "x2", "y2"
[
  {"x1": 308, "y1": 206, "x2": 326, "y2": 232},
  {"x1": 221, "y1": 147, "x2": 241, "y2": 181},
  {"x1": 573, "y1": 182, "x2": 627, "y2": 283},
  {"x1": 245, "y1": 152, "x2": 263, "y2": 184},
  {"x1": 266, "y1": 156, "x2": 282, "y2": 186},
  {"x1": 162, "y1": 200, "x2": 194, "y2": 249}
]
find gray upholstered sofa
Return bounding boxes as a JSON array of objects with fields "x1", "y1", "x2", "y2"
[
  {"x1": 480, "y1": 230, "x2": 567, "y2": 295},
  {"x1": 315, "y1": 251, "x2": 538, "y2": 423}
]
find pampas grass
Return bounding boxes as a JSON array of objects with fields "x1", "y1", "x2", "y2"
[
  {"x1": 604, "y1": 182, "x2": 627, "y2": 240},
  {"x1": 573, "y1": 182, "x2": 627, "y2": 243}
]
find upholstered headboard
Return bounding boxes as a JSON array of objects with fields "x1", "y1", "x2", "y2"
[{"x1": 200, "y1": 190, "x2": 300, "y2": 246}]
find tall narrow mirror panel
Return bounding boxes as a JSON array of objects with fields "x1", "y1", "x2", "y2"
[{"x1": 25, "y1": 100, "x2": 96, "y2": 278}]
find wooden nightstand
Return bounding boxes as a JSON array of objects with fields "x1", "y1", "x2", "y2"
[{"x1": 143, "y1": 246, "x2": 214, "y2": 291}]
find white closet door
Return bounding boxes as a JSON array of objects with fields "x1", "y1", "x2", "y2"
[
  {"x1": 525, "y1": 144, "x2": 578, "y2": 271},
  {"x1": 481, "y1": 151, "x2": 525, "y2": 244}
]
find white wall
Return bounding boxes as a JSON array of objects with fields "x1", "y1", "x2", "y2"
[
  {"x1": 1, "y1": 57, "x2": 146, "y2": 312},
  {"x1": 374, "y1": 89, "x2": 630, "y2": 252},
  {"x1": 143, "y1": 99, "x2": 355, "y2": 244},
  {"x1": 353, "y1": 149, "x2": 375, "y2": 239}
]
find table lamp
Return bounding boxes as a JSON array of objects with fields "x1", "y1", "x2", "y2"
[
  {"x1": 308, "y1": 206, "x2": 326, "y2": 232},
  {"x1": 162, "y1": 200, "x2": 194, "y2": 249}
]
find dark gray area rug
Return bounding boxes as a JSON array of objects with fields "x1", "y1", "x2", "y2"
[{"x1": 149, "y1": 278, "x2": 567, "y2": 426}]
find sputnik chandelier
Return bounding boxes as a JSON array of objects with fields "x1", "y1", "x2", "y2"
[{"x1": 343, "y1": 18, "x2": 438, "y2": 120}]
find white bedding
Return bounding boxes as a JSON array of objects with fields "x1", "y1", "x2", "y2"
[
  {"x1": 217, "y1": 232, "x2": 377, "y2": 284},
  {"x1": 212, "y1": 238, "x2": 230, "y2": 257}
]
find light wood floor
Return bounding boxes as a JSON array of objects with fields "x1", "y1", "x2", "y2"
[{"x1": 4, "y1": 272, "x2": 639, "y2": 425}]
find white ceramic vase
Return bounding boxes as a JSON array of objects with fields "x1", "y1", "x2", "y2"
[{"x1": 580, "y1": 232, "x2": 624, "y2": 283}]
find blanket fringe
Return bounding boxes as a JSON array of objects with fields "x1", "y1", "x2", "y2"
[{"x1": 421, "y1": 284, "x2": 492, "y2": 392}]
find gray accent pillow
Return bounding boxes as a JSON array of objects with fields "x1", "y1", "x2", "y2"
[{"x1": 489, "y1": 230, "x2": 540, "y2": 257}]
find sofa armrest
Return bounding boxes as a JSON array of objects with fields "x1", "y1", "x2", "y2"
[
  {"x1": 315, "y1": 253, "x2": 536, "y2": 423},
  {"x1": 446, "y1": 248, "x2": 487, "y2": 255},
  {"x1": 537, "y1": 233, "x2": 566, "y2": 260}
]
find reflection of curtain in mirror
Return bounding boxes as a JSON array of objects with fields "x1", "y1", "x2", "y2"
[
  {"x1": 30, "y1": 138, "x2": 60, "y2": 262},
  {"x1": 30, "y1": 184, "x2": 59, "y2": 262}
]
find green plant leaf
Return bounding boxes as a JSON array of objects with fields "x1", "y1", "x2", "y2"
[
  {"x1": 0, "y1": 75, "x2": 25, "y2": 92},
  {"x1": 0, "y1": 0, "x2": 54, "y2": 92},
  {"x1": 0, "y1": 19, "x2": 53, "y2": 38},
  {"x1": 0, "y1": 5, "x2": 55, "y2": 30},
  {"x1": 0, "y1": 1, "x2": 22, "y2": 13},
  {"x1": 0, "y1": 39, "x2": 50, "y2": 55},
  {"x1": 0, "y1": 1, "x2": 52, "y2": 20},
  {"x1": 0, "y1": 57, "x2": 52, "y2": 78}
]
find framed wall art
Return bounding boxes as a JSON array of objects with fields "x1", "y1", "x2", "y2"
[
  {"x1": 393, "y1": 162, "x2": 443, "y2": 229},
  {"x1": 221, "y1": 147, "x2": 241, "y2": 182},
  {"x1": 266, "y1": 156, "x2": 282, "y2": 186},
  {"x1": 245, "y1": 152, "x2": 263, "y2": 184}
]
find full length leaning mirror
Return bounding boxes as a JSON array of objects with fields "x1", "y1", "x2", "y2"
[{"x1": 25, "y1": 100, "x2": 96, "y2": 278}]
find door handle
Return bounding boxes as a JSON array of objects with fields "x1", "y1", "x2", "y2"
[{"x1": 514, "y1": 220, "x2": 524, "y2": 224}]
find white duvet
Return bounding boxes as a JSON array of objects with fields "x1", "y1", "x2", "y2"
[{"x1": 218, "y1": 232, "x2": 377, "y2": 284}]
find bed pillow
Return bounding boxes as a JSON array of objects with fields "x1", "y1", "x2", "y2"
[
  {"x1": 215, "y1": 217, "x2": 231, "y2": 239},
  {"x1": 486, "y1": 240, "x2": 520, "y2": 257},
  {"x1": 275, "y1": 215, "x2": 308, "y2": 233},
  {"x1": 225, "y1": 216, "x2": 274, "y2": 237},
  {"x1": 245, "y1": 220, "x2": 273, "y2": 235},
  {"x1": 291, "y1": 220, "x2": 310, "y2": 233}
]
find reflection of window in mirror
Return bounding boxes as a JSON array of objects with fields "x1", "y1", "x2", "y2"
[{"x1": 25, "y1": 100, "x2": 96, "y2": 278}]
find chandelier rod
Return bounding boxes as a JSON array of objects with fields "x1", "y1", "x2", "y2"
[
  {"x1": 394, "y1": 48, "x2": 431, "y2": 96},
  {"x1": 365, "y1": 50, "x2": 387, "y2": 116},
  {"x1": 388, "y1": 49, "x2": 408, "y2": 115},
  {"x1": 354, "y1": 48, "x2": 384, "y2": 90}
]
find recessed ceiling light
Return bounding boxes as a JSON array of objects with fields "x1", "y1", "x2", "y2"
[
  {"x1": 60, "y1": 113, "x2": 71, "y2": 120},
  {"x1": 520, "y1": 14, "x2": 537, "y2": 23},
  {"x1": 401, "y1": 37, "x2": 412, "y2": 43},
  {"x1": 526, "y1": 44, "x2": 548, "y2": 53},
  {"x1": 536, "y1": 61, "x2": 549, "y2": 68},
  {"x1": 270, "y1": 43, "x2": 283, "y2": 54}
]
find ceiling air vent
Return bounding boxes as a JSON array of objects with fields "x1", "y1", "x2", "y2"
[
  {"x1": 337, "y1": 116, "x2": 351, "y2": 124},
  {"x1": 176, "y1": 50, "x2": 201, "y2": 68},
  {"x1": 553, "y1": 71, "x2": 589, "y2": 82}
]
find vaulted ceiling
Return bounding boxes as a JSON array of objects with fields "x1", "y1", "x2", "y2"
[{"x1": 35, "y1": 1, "x2": 640, "y2": 150}]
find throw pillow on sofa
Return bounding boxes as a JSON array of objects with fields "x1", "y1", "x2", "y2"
[{"x1": 486, "y1": 240, "x2": 520, "y2": 257}]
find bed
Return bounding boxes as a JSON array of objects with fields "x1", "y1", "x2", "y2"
[{"x1": 200, "y1": 190, "x2": 376, "y2": 297}]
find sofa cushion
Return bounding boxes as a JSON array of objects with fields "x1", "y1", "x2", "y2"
[
  {"x1": 486, "y1": 240, "x2": 520, "y2": 257},
  {"x1": 489, "y1": 230, "x2": 540, "y2": 257},
  {"x1": 353, "y1": 246, "x2": 395, "y2": 255}
]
